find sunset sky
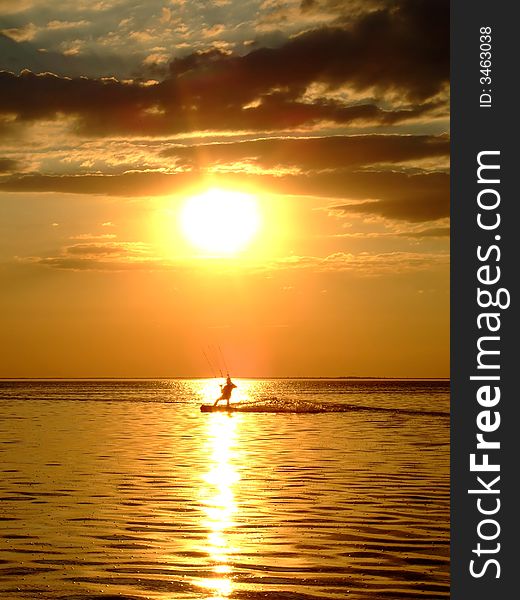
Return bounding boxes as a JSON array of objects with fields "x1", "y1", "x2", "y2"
[{"x1": 0, "y1": 0, "x2": 449, "y2": 378}]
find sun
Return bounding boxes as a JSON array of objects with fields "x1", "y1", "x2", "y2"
[{"x1": 180, "y1": 188, "x2": 262, "y2": 256}]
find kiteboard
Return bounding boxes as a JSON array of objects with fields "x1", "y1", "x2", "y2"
[{"x1": 200, "y1": 404, "x2": 237, "y2": 413}]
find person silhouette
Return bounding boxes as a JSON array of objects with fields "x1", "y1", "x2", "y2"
[{"x1": 214, "y1": 375, "x2": 237, "y2": 407}]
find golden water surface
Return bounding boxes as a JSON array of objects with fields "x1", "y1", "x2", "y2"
[{"x1": 0, "y1": 379, "x2": 449, "y2": 599}]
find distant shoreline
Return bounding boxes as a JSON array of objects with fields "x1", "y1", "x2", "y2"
[{"x1": 0, "y1": 376, "x2": 450, "y2": 381}]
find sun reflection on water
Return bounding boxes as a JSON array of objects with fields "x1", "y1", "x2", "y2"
[{"x1": 196, "y1": 413, "x2": 241, "y2": 599}]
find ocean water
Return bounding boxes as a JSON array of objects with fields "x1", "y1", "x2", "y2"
[{"x1": 0, "y1": 379, "x2": 449, "y2": 600}]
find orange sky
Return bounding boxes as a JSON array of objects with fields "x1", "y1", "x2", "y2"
[{"x1": 0, "y1": 0, "x2": 449, "y2": 378}]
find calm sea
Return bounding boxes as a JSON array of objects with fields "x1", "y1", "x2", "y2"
[{"x1": 0, "y1": 379, "x2": 449, "y2": 600}]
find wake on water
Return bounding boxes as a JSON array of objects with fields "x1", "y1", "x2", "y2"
[{"x1": 220, "y1": 397, "x2": 449, "y2": 417}]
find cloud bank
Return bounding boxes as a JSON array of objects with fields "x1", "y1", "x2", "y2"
[{"x1": 0, "y1": 0, "x2": 448, "y2": 136}]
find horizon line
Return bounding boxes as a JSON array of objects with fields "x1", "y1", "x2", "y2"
[{"x1": 0, "y1": 376, "x2": 450, "y2": 381}]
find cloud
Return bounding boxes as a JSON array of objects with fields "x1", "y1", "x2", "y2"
[
  {"x1": 0, "y1": 24, "x2": 38, "y2": 42},
  {"x1": 162, "y1": 134, "x2": 449, "y2": 170},
  {"x1": 21, "y1": 243, "x2": 448, "y2": 276},
  {"x1": 0, "y1": 158, "x2": 19, "y2": 173},
  {"x1": 398, "y1": 226, "x2": 450, "y2": 238},
  {"x1": 0, "y1": 171, "x2": 194, "y2": 195},
  {"x1": 0, "y1": 169, "x2": 449, "y2": 222},
  {"x1": 65, "y1": 244, "x2": 122, "y2": 255},
  {"x1": 29, "y1": 256, "x2": 165, "y2": 271},
  {"x1": 300, "y1": 0, "x2": 387, "y2": 17},
  {"x1": 331, "y1": 224, "x2": 450, "y2": 240},
  {"x1": 0, "y1": 70, "x2": 150, "y2": 122},
  {"x1": 274, "y1": 250, "x2": 449, "y2": 274},
  {"x1": 166, "y1": 0, "x2": 448, "y2": 102},
  {"x1": 329, "y1": 173, "x2": 448, "y2": 222},
  {"x1": 0, "y1": 0, "x2": 448, "y2": 136},
  {"x1": 46, "y1": 20, "x2": 91, "y2": 30},
  {"x1": 64, "y1": 241, "x2": 149, "y2": 256},
  {"x1": 0, "y1": 33, "x2": 133, "y2": 80},
  {"x1": 21, "y1": 240, "x2": 163, "y2": 272},
  {"x1": 0, "y1": 69, "x2": 441, "y2": 137},
  {"x1": 69, "y1": 233, "x2": 117, "y2": 240},
  {"x1": 201, "y1": 24, "x2": 226, "y2": 38},
  {"x1": 0, "y1": 0, "x2": 34, "y2": 13}
]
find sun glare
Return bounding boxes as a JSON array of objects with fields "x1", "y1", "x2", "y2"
[{"x1": 180, "y1": 189, "x2": 261, "y2": 256}]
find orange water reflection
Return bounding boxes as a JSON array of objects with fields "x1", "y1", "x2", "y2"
[{"x1": 196, "y1": 412, "x2": 241, "y2": 600}]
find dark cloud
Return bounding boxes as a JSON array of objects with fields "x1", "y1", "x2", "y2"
[
  {"x1": 0, "y1": 157, "x2": 19, "y2": 173},
  {"x1": 165, "y1": 0, "x2": 448, "y2": 105},
  {"x1": 0, "y1": 70, "x2": 150, "y2": 123},
  {"x1": 399, "y1": 226, "x2": 450, "y2": 238},
  {"x1": 0, "y1": 171, "x2": 194, "y2": 196},
  {"x1": 0, "y1": 169, "x2": 448, "y2": 222},
  {"x1": 300, "y1": 0, "x2": 316, "y2": 11},
  {"x1": 162, "y1": 134, "x2": 449, "y2": 170},
  {"x1": 303, "y1": 171, "x2": 449, "y2": 222},
  {"x1": 0, "y1": 70, "x2": 441, "y2": 137},
  {"x1": 330, "y1": 171, "x2": 449, "y2": 222},
  {"x1": 0, "y1": 0, "x2": 448, "y2": 136}
]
